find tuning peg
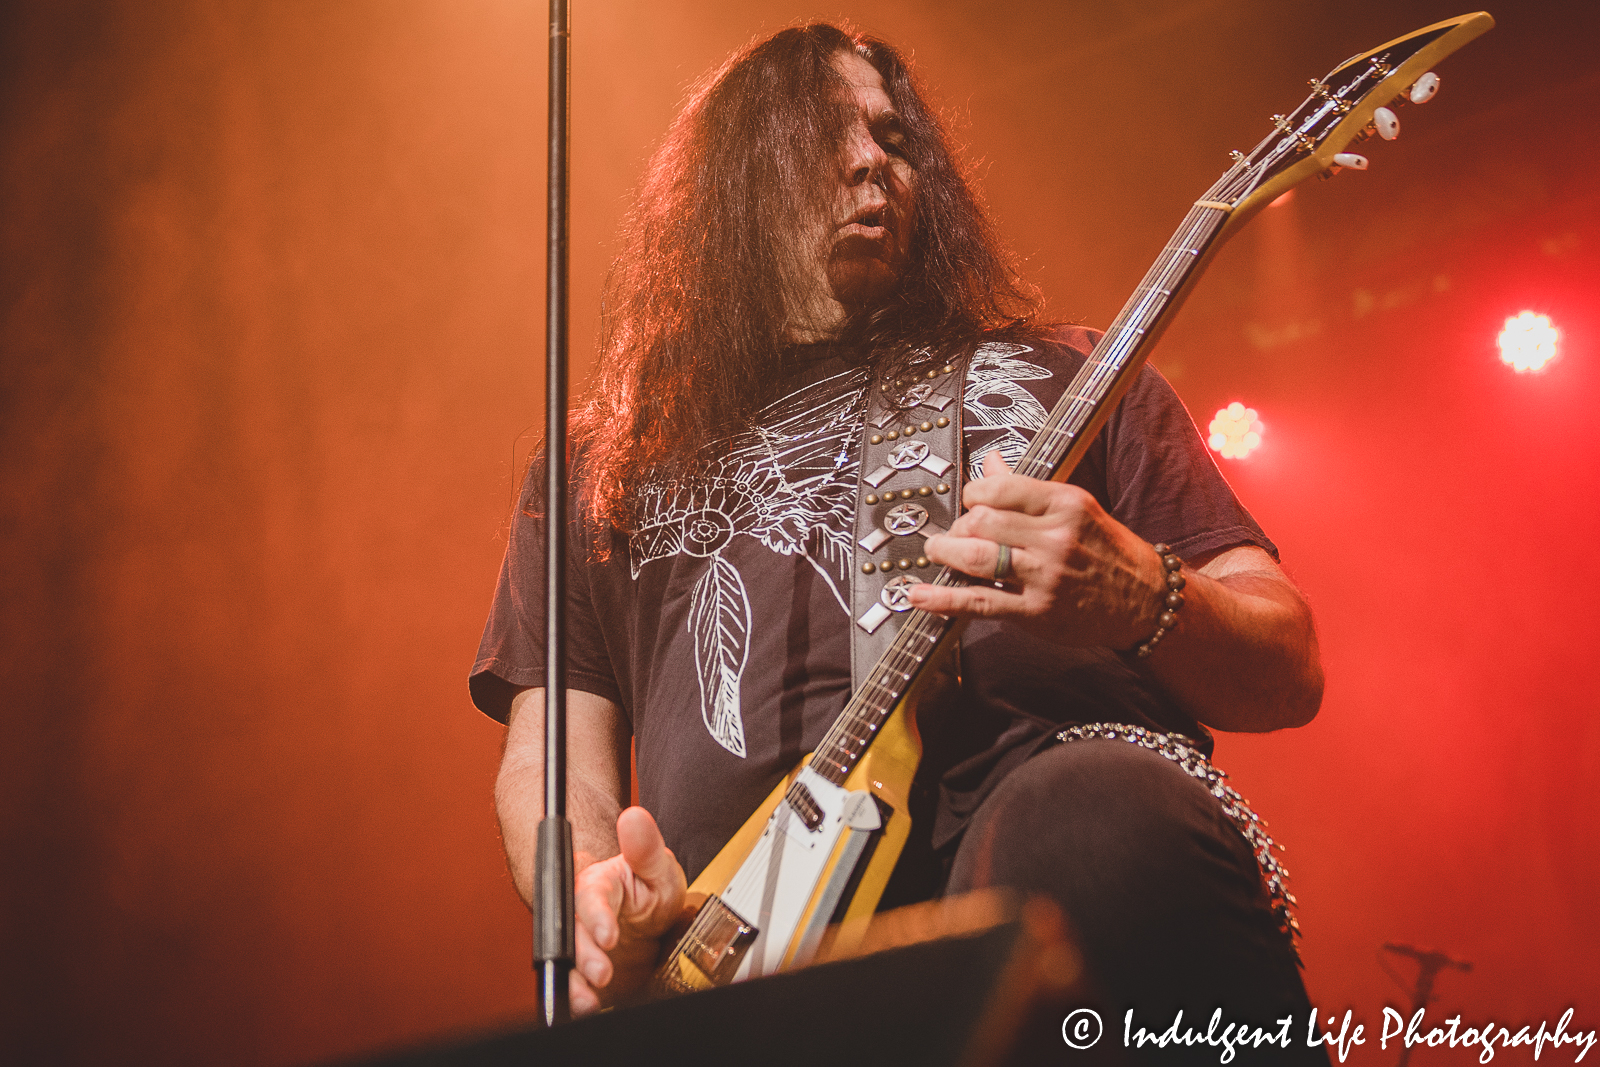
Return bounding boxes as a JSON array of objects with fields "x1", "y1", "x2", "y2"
[
  {"x1": 1333, "y1": 153, "x2": 1369, "y2": 170},
  {"x1": 1408, "y1": 72, "x2": 1441, "y2": 104},
  {"x1": 1373, "y1": 106, "x2": 1399, "y2": 140}
]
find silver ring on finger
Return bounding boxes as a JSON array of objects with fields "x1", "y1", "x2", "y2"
[{"x1": 994, "y1": 543, "x2": 1013, "y2": 581}]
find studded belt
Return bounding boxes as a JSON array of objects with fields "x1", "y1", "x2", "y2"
[{"x1": 848, "y1": 351, "x2": 970, "y2": 688}]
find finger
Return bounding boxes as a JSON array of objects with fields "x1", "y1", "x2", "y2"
[
  {"x1": 569, "y1": 966, "x2": 602, "y2": 1017},
  {"x1": 616, "y1": 807, "x2": 671, "y2": 882},
  {"x1": 924, "y1": 531, "x2": 1028, "y2": 582},
  {"x1": 907, "y1": 577, "x2": 1024, "y2": 618},
  {"x1": 981, "y1": 449, "x2": 1013, "y2": 477},
  {"x1": 575, "y1": 858, "x2": 625, "y2": 949},
  {"x1": 617, "y1": 807, "x2": 686, "y2": 900},
  {"x1": 574, "y1": 915, "x2": 613, "y2": 990},
  {"x1": 963, "y1": 467, "x2": 1084, "y2": 519},
  {"x1": 938, "y1": 506, "x2": 1046, "y2": 551}
]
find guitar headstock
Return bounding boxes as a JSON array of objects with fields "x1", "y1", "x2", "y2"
[{"x1": 1214, "y1": 12, "x2": 1494, "y2": 236}]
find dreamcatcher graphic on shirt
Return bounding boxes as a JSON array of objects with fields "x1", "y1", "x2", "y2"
[
  {"x1": 629, "y1": 370, "x2": 866, "y2": 757},
  {"x1": 963, "y1": 342, "x2": 1054, "y2": 478}
]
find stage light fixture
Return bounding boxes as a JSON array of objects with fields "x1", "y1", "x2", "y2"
[
  {"x1": 1497, "y1": 311, "x2": 1558, "y2": 373},
  {"x1": 1208, "y1": 402, "x2": 1263, "y2": 460}
]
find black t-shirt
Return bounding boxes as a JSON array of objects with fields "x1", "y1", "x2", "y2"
[{"x1": 471, "y1": 326, "x2": 1276, "y2": 882}]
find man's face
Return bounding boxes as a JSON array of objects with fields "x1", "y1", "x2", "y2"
[{"x1": 790, "y1": 50, "x2": 918, "y2": 337}]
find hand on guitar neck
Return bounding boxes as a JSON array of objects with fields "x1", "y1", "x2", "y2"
[
  {"x1": 910, "y1": 450, "x2": 1163, "y2": 650},
  {"x1": 908, "y1": 450, "x2": 1323, "y2": 733}
]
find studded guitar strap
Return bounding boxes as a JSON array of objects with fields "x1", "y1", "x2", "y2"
[{"x1": 849, "y1": 351, "x2": 970, "y2": 689}]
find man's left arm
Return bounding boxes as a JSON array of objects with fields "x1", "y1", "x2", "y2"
[
  {"x1": 910, "y1": 452, "x2": 1323, "y2": 733},
  {"x1": 1131, "y1": 541, "x2": 1323, "y2": 731}
]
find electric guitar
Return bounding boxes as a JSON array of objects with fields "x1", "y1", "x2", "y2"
[{"x1": 652, "y1": 11, "x2": 1495, "y2": 996}]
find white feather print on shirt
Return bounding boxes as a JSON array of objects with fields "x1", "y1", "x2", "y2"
[
  {"x1": 629, "y1": 367, "x2": 866, "y2": 757},
  {"x1": 687, "y1": 554, "x2": 752, "y2": 757}
]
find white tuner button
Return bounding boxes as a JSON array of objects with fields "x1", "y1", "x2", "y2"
[
  {"x1": 1333, "y1": 152, "x2": 1369, "y2": 170},
  {"x1": 1409, "y1": 72, "x2": 1441, "y2": 104},
  {"x1": 1373, "y1": 106, "x2": 1400, "y2": 140}
]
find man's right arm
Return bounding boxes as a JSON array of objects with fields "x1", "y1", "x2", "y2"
[
  {"x1": 494, "y1": 687, "x2": 686, "y2": 1013},
  {"x1": 495, "y1": 686, "x2": 631, "y2": 902}
]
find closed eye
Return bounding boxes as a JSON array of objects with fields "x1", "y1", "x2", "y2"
[{"x1": 870, "y1": 111, "x2": 908, "y2": 159}]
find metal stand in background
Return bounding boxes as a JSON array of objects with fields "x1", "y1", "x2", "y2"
[
  {"x1": 533, "y1": 0, "x2": 574, "y2": 1030},
  {"x1": 1380, "y1": 942, "x2": 1472, "y2": 1067}
]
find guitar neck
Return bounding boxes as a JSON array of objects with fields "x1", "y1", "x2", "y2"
[{"x1": 1020, "y1": 199, "x2": 1233, "y2": 483}]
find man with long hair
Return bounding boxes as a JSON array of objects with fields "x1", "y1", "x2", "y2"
[{"x1": 473, "y1": 24, "x2": 1324, "y2": 1027}]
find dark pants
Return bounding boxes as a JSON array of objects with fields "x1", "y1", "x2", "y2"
[{"x1": 943, "y1": 739, "x2": 1328, "y2": 1064}]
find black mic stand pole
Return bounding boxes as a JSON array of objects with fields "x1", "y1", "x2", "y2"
[{"x1": 534, "y1": 0, "x2": 574, "y2": 1029}]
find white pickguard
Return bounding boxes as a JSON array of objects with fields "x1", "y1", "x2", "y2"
[{"x1": 719, "y1": 766, "x2": 881, "y2": 980}]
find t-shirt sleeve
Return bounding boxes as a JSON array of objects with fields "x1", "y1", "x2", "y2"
[
  {"x1": 1100, "y1": 360, "x2": 1278, "y2": 563},
  {"x1": 468, "y1": 470, "x2": 624, "y2": 724}
]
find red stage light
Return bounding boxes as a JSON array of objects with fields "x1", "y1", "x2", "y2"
[
  {"x1": 1497, "y1": 311, "x2": 1559, "y2": 373},
  {"x1": 1208, "y1": 402, "x2": 1263, "y2": 459}
]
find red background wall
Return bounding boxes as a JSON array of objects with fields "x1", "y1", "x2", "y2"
[{"x1": 3, "y1": 1, "x2": 1595, "y2": 1063}]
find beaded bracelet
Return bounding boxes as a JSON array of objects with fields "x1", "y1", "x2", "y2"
[{"x1": 1132, "y1": 543, "x2": 1186, "y2": 658}]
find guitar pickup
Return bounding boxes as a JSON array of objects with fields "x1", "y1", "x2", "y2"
[
  {"x1": 681, "y1": 895, "x2": 758, "y2": 986},
  {"x1": 788, "y1": 782, "x2": 824, "y2": 831}
]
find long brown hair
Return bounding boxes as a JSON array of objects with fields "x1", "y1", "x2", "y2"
[{"x1": 572, "y1": 23, "x2": 1037, "y2": 532}]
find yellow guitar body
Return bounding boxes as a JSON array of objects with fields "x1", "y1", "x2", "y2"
[{"x1": 657, "y1": 693, "x2": 922, "y2": 992}]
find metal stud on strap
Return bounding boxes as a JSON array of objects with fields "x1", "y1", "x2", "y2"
[
  {"x1": 883, "y1": 502, "x2": 928, "y2": 536},
  {"x1": 888, "y1": 440, "x2": 929, "y2": 469},
  {"x1": 855, "y1": 602, "x2": 892, "y2": 634},
  {"x1": 858, "y1": 502, "x2": 947, "y2": 553},
  {"x1": 880, "y1": 574, "x2": 922, "y2": 610},
  {"x1": 863, "y1": 447, "x2": 951, "y2": 489},
  {"x1": 855, "y1": 574, "x2": 923, "y2": 633},
  {"x1": 863, "y1": 464, "x2": 896, "y2": 489},
  {"x1": 858, "y1": 527, "x2": 892, "y2": 553}
]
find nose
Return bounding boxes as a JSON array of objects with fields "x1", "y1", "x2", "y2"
[{"x1": 842, "y1": 122, "x2": 887, "y2": 188}]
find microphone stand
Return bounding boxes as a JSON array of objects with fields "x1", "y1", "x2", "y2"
[{"x1": 533, "y1": 0, "x2": 574, "y2": 1029}]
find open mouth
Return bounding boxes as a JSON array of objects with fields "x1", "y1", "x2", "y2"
[{"x1": 842, "y1": 206, "x2": 891, "y2": 236}]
